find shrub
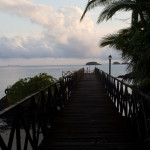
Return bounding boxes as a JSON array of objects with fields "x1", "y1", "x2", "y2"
[{"x1": 6, "y1": 73, "x2": 57, "y2": 104}]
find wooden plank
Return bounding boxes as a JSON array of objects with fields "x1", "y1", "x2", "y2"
[{"x1": 38, "y1": 73, "x2": 141, "y2": 150}]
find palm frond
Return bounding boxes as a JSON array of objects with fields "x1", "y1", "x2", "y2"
[
  {"x1": 100, "y1": 27, "x2": 131, "y2": 48},
  {"x1": 117, "y1": 72, "x2": 134, "y2": 83},
  {"x1": 100, "y1": 27, "x2": 135, "y2": 64},
  {"x1": 100, "y1": 34, "x2": 119, "y2": 48},
  {"x1": 97, "y1": 0, "x2": 136, "y2": 23},
  {"x1": 80, "y1": 0, "x2": 112, "y2": 21}
]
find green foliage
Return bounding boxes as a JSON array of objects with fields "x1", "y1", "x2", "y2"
[
  {"x1": 6, "y1": 73, "x2": 57, "y2": 104},
  {"x1": 100, "y1": 24, "x2": 150, "y2": 91},
  {"x1": 137, "y1": 79, "x2": 150, "y2": 94},
  {"x1": 81, "y1": 0, "x2": 150, "y2": 93},
  {"x1": 81, "y1": 0, "x2": 150, "y2": 25},
  {"x1": 80, "y1": 0, "x2": 111, "y2": 21}
]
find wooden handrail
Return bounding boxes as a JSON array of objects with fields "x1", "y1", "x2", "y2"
[
  {"x1": 95, "y1": 68, "x2": 150, "y2": 144},
  {"x1": 0, "y1": 68, "x2": 84, "y2": 150}
]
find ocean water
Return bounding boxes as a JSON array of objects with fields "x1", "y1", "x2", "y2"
[
  {"x1": 0, "y1": 64, "x2": 128, "y2": 99},
  {"x1": 0, "y1": 64, "x2": 128, "y2": 150}
]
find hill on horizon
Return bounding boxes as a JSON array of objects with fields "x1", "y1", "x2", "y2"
[{"x1": 86, "y1": 62, "x2": 101, "y2": 65}]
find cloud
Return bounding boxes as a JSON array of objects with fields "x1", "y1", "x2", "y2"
[
  {"x1": 0, "y1": 0, "x2": 120, "y2": 60},
  {"x1": 0, "y1": 0, "x2": 61, "y2": 27}
]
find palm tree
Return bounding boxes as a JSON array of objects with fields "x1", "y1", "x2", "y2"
[
  {"x1": 81, "y1": 0, "x2": 150, "y2": 25},
  {"x1": 81, "y1": 0, "x2": 150, "y2": 91},
  {"x1": 80, "y1": 0, "x2": 112, "y2": 21},
  {"x1": 100, "y1": 24, "x2": 150, "y2": 90}
]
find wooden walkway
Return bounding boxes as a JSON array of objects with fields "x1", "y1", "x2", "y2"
[{"x1": 38, "y1": 73, "x2": 140, "y2": 150}]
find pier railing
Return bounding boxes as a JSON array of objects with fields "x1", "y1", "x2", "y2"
[
  {"x1": 95, "y1": 68, "x2": 150, "y2": 144},
  {"x1": 0, "y1": 68, "x2": 84, "y2": 150}
]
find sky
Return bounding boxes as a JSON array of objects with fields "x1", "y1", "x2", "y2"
[{"x1": 0, "y1": 0, "x2": 131, "y2": 65}]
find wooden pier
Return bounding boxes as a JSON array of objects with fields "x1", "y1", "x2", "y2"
[
  {"x1": 1, "y1": 68, "x2": 149, "y2": 150},
  {"x1": 38, "y1": 73, "x2": 140, "y2": 150}
]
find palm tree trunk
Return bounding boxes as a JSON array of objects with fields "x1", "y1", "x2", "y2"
[
  {"x1": 131, "y1": 10, "x2": 138, "y2": 26},
  {"x1": 139, "y1": 11, "x2": 146, "y2": 25}
]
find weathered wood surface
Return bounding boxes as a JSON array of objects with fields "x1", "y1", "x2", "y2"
[{"x1": 38, "y1": 73, "x2": 140, "y2": 150}]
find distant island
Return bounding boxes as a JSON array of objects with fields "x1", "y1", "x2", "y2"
[
  {"x1": 86, "y1": 62, "x2": 101, "y2": 65},
  {"x1": 121, "y1": 62, "x2": 130, "y2": 65},
  {"x1": 113, "y1": 62, "x2": 120, "y2": 65},
  {"x1": 113, "y1": 62, "x2": 130, "y2": 65}
]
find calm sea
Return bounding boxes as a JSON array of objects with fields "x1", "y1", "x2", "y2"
[{"x1": 0, "y1": 64, "x2": 128, "y2": 99}]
